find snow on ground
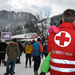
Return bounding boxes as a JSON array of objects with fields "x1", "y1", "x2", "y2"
[{"x1": 0, "y1": 53, "x2": 50, "y2": 75}]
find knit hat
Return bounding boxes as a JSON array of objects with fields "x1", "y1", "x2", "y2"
[{"x1": 48, "y1": 25, "x2": 60, "y2": 33}]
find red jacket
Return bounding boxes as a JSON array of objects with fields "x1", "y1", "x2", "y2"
[{"x1": 48, "y1": 22, "x2": 75, "y2": 75}]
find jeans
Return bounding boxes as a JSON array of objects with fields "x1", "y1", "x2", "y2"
[{"x1": 6, "y1": 58, "x2": 16, "y2": 74}]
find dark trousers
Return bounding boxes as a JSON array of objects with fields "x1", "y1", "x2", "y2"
[
  {"x1": 44, "y1": 53, "x2": 48, "y2": 57},
  {"x1": 25, "y1": 54, "x2": 31, "y2": 65},
  {"x1": 0, "y1": 53, "x2": 5, "y2": 64},
  {"x1": 33, "y1": 56, "x2": 41, "y2": 72}
]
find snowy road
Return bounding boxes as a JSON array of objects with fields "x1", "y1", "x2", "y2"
[{"x1": 0, "y1": 53, "x2": 50, "y2": 75}]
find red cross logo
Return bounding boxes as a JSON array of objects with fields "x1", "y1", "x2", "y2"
[
  {"x1": 56, "y1": 33, "x2": 70, "y2": 45},
  {"x1": 54, "y1": 31, "x2": 71, "y2": 47}
]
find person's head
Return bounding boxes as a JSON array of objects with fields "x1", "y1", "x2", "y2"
[
  {"x1": 62, "y1": 9, "x2": 75, "y2": 23},
  {"x1": 13, "y1": 38, "x2": 17, "y2": 42},
  {"x1": 32, "y1": 39, "x2": 35, "y2": 42},
  {"x1": 27, "y1": 41, "x2": 31, "y2": 44},
  {"x1": 37, "y1": 38, "x2": 41, "y2": 42}
]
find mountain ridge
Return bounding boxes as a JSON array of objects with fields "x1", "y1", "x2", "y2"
[{"x1": 0, "y1": 10, "x2": 38, "y2": 35}]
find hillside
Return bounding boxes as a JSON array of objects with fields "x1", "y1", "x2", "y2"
[{"x1": 0, "y1": 10, "x2": 38, "y2": 35}]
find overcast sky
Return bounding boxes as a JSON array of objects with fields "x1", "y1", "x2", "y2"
[{"x1": 0, "y1": 0, "x2": 75, "y2": 18}]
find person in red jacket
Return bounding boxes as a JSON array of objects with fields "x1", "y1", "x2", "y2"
[{"x1": 48, "y1": 9, "x2": 75, "y2": 75}]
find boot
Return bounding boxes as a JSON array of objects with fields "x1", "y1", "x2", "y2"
[
  {"x1": 4, "y1": 73, "x2": 9, "y2": 75},
  {"x1": 29, "y1": 65, "x2": 31, "y2": 68},
  {"x1": 25, "y1": 65, "x2": 27, "y2": 68},
  {"x1": 34, "y1": 71, "x2": 38, "y2": 75}
]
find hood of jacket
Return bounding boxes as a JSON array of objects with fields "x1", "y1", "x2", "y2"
[{"x1": 9, "y1": 42, "x2": 18, "y2": 46}]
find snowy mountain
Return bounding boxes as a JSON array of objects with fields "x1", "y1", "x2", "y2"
[
  {"x1": 0, "y1": 10, "x2": 37, "y2": 35},
  {"x1": 50, "y1": 14, "x2": 63, "y2": 27}
]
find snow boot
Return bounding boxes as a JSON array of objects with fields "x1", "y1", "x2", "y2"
[
  {"x1": 29, "y1": 65, "x2": 31, "y2": 68},
  {"x1": 4, "y1": 73, "x2": 9, "y2": 75},
  {"x1": 25, "y1": 65, "x2": 27, "y2": 68},
  {"x1": 34, "y1": 71, "x2": 38, "y2": 75}
]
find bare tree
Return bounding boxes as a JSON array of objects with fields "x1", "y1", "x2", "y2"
[{"x1": 44, "y1": 11, "x2": 50, "y2": 37}]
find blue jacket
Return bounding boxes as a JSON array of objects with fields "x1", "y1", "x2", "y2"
[{"x1": 31, "y1": 41, "x2": 43, "y2": 58}]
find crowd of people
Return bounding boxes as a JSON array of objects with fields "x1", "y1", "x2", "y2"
[
  {"x1": 0, "y1": 8, "x2": 75, "y2": 75},
  {"x1": 0, "y1": 37, "x2": 48, "y2": 75}
]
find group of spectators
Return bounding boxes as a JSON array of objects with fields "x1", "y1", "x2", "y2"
[
  {"x1": 0, "y1": 37, "x2": 48, "y2": 75},
  {"x1": 25, "y1": 38, "x2": 48, "y2": 75}
]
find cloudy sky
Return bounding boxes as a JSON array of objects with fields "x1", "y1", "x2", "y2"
[{"x1": 0, "y1": 0, "x2": 75, "y2": 18}]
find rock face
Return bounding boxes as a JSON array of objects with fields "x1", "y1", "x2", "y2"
[
  {"x1": 0, "y1": 10, "x2": 37, "y2": 33},
  {"x1": 50, "y1": 14, "x2": 63, "y2": 27}
]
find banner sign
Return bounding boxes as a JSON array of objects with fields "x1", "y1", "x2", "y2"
[{"x1": 1, "y1": 32, "x2": 11, "y2": 40}]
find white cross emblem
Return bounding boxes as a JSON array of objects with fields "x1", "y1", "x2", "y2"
[{"x1": 54, "y1": 31, "x2": 71, "y2": 47}]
